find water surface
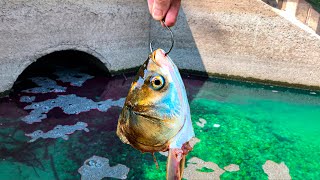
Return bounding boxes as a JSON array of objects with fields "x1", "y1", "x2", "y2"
[{"x1": 0, "y1": 69, "x2": 319, "y2": 179}]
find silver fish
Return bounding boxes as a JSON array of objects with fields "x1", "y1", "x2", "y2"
[{"x1": 117, "y1": 49, "x2": 195, "y2": 179}]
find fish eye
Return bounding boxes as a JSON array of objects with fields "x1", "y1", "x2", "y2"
[{"x1": 150, "y1": 75, "x2": 165, "y2": 90}]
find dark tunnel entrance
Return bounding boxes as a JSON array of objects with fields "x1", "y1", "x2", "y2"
[
  {"x1": 17, "y1": 50, "x2": 110, "y2": 80},
  {"x1": 12, "y1": 50, "x2": 111, "y2": 94}
]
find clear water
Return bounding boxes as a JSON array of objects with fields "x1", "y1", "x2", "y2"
[{"x1": 0, "y1": 69, "x2": 319, "y2": 180}]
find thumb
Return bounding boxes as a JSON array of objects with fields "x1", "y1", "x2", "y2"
[{"x1": 152, "y1": 0, "x2": 171, "y2": 20}]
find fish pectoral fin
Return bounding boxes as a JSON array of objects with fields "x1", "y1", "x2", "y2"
[
  {"x1": 116, "y1": 129, "x2": 130, "y2": 144},
  {"x1": 166, "y1": 148, "x2": 184, "y2": 180},
  {"x1": 116, "y1": 124, "x2": 130, "y2": 144}
]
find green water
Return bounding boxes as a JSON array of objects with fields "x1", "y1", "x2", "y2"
[
  {"x1": 144, "y1": 79, "x2": 320, "y2": 179},
  {"x1": 187, "y1": 79, "x2": 320, "y2": 179},
  {"x1": 0, "y1": 75, "x2": 319, "y2": 179}
]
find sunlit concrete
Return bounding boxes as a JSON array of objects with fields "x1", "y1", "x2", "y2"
[{"x1": 162, "y1": 0, "x2": 320, "y2": 88}]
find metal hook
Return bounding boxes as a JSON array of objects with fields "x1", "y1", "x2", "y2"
[{"x1": 149, "y1": 19, "x2": 174, "y2": 56}]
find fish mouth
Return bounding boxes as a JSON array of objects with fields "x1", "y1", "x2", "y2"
[
  {"x1": 131, "y1": 110, "x2": 162, "y2": 124},
  {"x1": 125, "y1": 102, "x2": 164, "y2": 123}
]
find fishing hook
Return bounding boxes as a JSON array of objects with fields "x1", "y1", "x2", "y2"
[{"x1": 150, "y1": 19, "x2": 174, "y2": 56}]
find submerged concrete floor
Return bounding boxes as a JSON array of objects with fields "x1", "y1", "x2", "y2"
[
  {"x1": 1, "y1": 69, "x2": 319, "y2": 179},
  {"x1": 0, "y1": 0, "x2": 320, "y2": 92}
]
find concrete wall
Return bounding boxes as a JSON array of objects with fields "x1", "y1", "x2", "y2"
[
  {"x1": 170, "y1": 0, "x2": 320, "y2": 87},
  {"x1": 0, "y1": 0, "x2": 320, "y2": 92},
  {"x1": 0, "y1": 0, "x2": 150, "y2": 92}
]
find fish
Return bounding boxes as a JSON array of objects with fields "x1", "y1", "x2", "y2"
[{"x1": 117, "y1": 49, "x2": 195, "y2": 179}]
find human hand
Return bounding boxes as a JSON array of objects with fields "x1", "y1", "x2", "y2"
[{"x1": 147, "y1": 0, "x2": 181, "y2": 27}]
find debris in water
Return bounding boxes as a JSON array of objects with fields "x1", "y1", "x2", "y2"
[
  {"x1": 159, "y1": 151, "x2": 169, "y2": 156},
  {"x1": 25, "y1": 121, "x2": 89, "y2": 142},
  {"x1": 54, "y1": 70, "x2": 94, "y2": 87},
  {"x1": 78, "y1": 155, "x2": 130, "y2": 180},
  {"x1": 262, "y1": 160, "x2": 291, "y2": 179},
  {"x1": 224, "y1": 164, "x2": 240, "y2": 172},
  {"x1": 22, "y1": 77, "x2": 66, "y2": 93},
  {"x1": 196, "y1": 118, "x2": 207, "y2": 128},
  {"x1": 20, "y1": 96, "x2": 36, "y2": 103},
  {"x1": 213, "y1": 124, "x2": 221, "y2": 128},
  {"x1": 272, "y1": 90, "x2": 278, "y2": 93},
  {"x1": 310, "y1": 92, "x2": 317, "y2": 95},
  {"x1": 189, "y1": 137, "x2": 200, "y2": 148},
  {"x1": 183, "y1": 157, "x2": 225, "y2": 179},
  {"x1": 21, "y1": 94, "x2": 125, "y2": 124}
]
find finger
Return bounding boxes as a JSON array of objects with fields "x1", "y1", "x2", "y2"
[
  {"x1": 152, "y1": 0, "x2": 171, "y2": 20},
  {"x1": 147, "y1": 0, "x2": 154, "y2": 14},
  {"x1": 164, "y1": 0, "x2": 181, "y2": 26}
]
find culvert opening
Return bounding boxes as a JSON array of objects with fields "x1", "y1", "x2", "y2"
[
  {"x1": 18, "y1": 50, "x2": 109, "y2": 79},
  {"x1": 12, "y1": 50, "x2": 110, "y2": 93}
]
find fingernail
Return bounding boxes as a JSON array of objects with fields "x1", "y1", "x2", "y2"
[{"x1": 152, "y1": 8, "x2": 163, "y2": 20}]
